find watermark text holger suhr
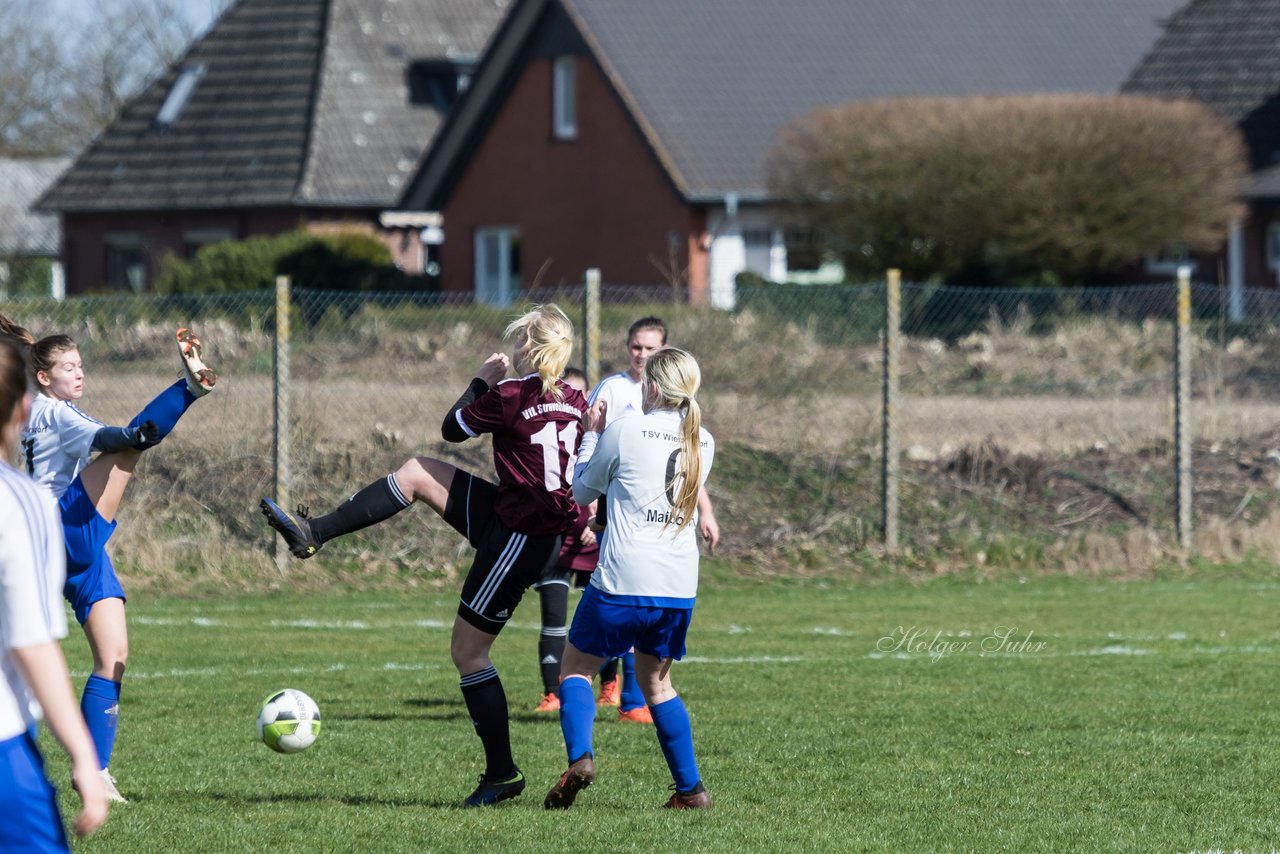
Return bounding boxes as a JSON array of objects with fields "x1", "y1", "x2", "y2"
[{"x1": 876, "y1": 626, "x2": 1048, "y2": 661}]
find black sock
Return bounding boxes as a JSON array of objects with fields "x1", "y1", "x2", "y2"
[
  {"x1": 538, "y1": 585, "x2": 568, "y2": 693},
  {"x1": 310, "y1": 474, "x2": 411, "y2": 544},
  {"x1": 538, "y1": 633, "x2": 565, "y2": 694},
  {"x1": 460, "y1": 666, "x2": 515, "y2": 779},
  {"x1": 599, "y1": 657, "x2": 619, "y2": 683}
]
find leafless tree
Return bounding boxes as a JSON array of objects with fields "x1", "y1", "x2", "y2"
[
  {"x1": 0, "y1": 0, "x2": 233, "y2": 156},
  {"x1": 0, "y1": 0, "x2": 69, "y2": 154}
]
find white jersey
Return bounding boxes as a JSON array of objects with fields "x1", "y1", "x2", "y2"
[
  {"x1": 587, "y1": 372, "x2": 644, "y2": 423},
  {"x1": 0, "y1": 461, "x2": 68, "y2": 740},
  {"x1": 573, "y1": 409, "x2": 714, "y2": 605},
  {"x1": 22, "y1": 393, "x2": 102, "y2": 499}
]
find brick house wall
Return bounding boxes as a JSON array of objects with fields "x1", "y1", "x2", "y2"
[
  {"x1": 438, "y1": 51, "x2": 709, "y2": 298},
  {"x1": 60, "y1": 208, "x2": 395, "y2": 294}
]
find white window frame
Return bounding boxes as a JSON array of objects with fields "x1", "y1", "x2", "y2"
[
  {"x1": 155, "y1": 64, "x2": 206, "y2": 128},
  {"x1": 104, "y1": 233, "x2": 147, "y2": 292},
  {"x1": 474, "y1": 227, "x2": 521, "y2": 306},
  {"x1": 552, "y1": 56, "x2": 577, "y2": 140}
]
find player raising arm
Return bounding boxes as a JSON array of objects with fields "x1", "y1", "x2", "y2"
[
  {"x1": 3, "y1": 312, "x2": 217, "y2": 804},
  {"x1": 0, "y1": 337, "x2": 109, "y2": 849},
  {"x1": 260, "y1": 304, "x2": 586, "y2": 807},
  {"x1": 545, "y1": 347, "x2": 716, "y2": 810}
]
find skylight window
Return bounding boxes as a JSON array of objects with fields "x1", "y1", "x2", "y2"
[
  {"x1": 408, "y1": 59, "x2": 475, "y2": 114},
  {"x1": 154, "y1": 63, "x2": 206, "y2": 130}
]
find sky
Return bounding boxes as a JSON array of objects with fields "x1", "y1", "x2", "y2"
[{"x1": 44, "y1": 0, "x2": 225, "y2": 40}]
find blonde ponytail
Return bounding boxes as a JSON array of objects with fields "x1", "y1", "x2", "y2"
[
  {"x1": 644, "y1": 348, "x2": 703, "y2": 534},
  {"x1": 505, "y1": 304, "x2": 574, "y2": 400}
]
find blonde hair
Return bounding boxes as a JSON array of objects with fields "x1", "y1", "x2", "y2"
[
  {"x1": 505, "y1": 304, "x2": 574, "y2": 400},
  {"x1": 644, "y1": 347, "x2": 704, "y2": 534}
]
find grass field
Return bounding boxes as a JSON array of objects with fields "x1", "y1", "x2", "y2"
[{"x1": 46, "y1": 574, "x2": 1280, "y2": 853}]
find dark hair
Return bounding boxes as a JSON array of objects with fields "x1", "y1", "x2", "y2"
[
  {"x1": 563, "y1": 366, "x2": 587, "y2": 382},
  {"x1": 0, "y1": 311, "x2": 76, "y2": 385},
  {"x1": 0, "y1": 312, "x2": 34, "y2": 347},
  {"x1": 28, "y1": 334, "x2": 78, "y2": 380},
  {"x1": 627, "y1": 316, "x2": 667, "y2": 345},
  {"x1": 0, "y1": 338, "x2": 28, "y2": 432}
]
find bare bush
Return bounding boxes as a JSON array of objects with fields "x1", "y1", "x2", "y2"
[{"x1": 767, "y1": 94, "x2": 1247, "y2": 283}]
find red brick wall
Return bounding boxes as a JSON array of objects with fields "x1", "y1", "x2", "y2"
[
  {"x1": 440, "y1": 55, "x2": 709, "y2": 299},
  {"x1": 60, "y1": 208, "x2": 390, "y2": 294}
]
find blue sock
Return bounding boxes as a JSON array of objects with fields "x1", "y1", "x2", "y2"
[
  {"x1": 80, "y1": 675, "x2": 121, "y2": 769},
  {"x1": 619, "y1": 650, "x2": 645, "y2": 711},
  {"x1": 557, "y1": 677, "x2": 595, "y2": 762},
  {"x1": 128, "y1": 380, "x2": 195, "y2": 441},
  {"x1": 651, "y1": 695, "x2": 700, "y2": 792}
]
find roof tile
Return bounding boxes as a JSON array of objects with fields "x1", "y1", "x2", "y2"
[{"x1": 40, "y1": 0, "x2": 506, "y2": 212}]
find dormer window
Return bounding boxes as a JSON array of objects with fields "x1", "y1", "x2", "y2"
[
  {"x1": 408, "y1": 59, "x2": 474, "y2": 114},
  {"x1": 553, "y1": 56, "x2": 577, "y2": 140},
  {"x1": 153, "y1": 64, "x2": 206, "y2": 131}
]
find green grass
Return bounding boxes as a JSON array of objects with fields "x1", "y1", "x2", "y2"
[{"x1": 52, "y1": 575, "x2": 1280, "y2": 852}]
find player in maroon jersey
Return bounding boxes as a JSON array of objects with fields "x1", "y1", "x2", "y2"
[{"x1": 259, "y1": 304, "x2": 586, "y2": 808}]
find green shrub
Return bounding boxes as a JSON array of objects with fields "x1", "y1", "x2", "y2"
[
  {"x1": 154, "y1": 230, "x2": 436, "y2": 298},
  {"x1": 154, "y1": 232, "x2": 311, "y2": 294},
  {"x1": 0, "y1": 256, "x2": 55, "y2": 297}
]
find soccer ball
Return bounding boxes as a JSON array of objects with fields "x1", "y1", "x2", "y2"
[{"x1": 256, "y1": 689, "x2": 321, "y2": 754}]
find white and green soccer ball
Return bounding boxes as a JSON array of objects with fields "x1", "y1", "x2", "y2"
[{"x1": 256, "y1": 689, "x2": 321, "y2": 754}]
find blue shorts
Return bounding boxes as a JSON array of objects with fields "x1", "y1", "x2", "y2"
[
  {"x1": 0, "y1": 731, "x2": 71, "y2": 853},
  {"x1": 568, "y1": 585, "x2": 693, "y2": 661},
  {"x1": 59, "y1": 477, "x2": 126, "y2": 625}
]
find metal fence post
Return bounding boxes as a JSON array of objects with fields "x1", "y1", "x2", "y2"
[
  {"x1": 273, "y1": 275, "x2": 291, "y2": 575},
  {"x1": 882, "y1": 269, "x2": 901, "y2": 552},
  {"x1": 1174, "y1": 267, "x2": 1192, "y2": 551},
  {"x1": 584, "y1": 268, "x2": 601, "y2": 388}
]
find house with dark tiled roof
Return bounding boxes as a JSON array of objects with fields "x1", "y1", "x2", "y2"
[
  {"x1": 0, "y1": 157, "x2": 71, "y2": 296},
  {"x1": 1124, "y1": 0, "x2": 1280, "y2": 310},
  {"x1": 36, "y1": 0, "x2": 507, "y2": 295},
  {"x1": 400, "y1": 0, "x2": 1186, "y2": 306}
]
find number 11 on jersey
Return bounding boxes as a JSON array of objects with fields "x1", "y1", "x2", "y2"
[{"x1": 530, "y1": 422, "x2": 579, "y2": 491}]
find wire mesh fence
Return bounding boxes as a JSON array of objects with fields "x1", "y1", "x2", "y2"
[{"x1": 5, "y1": 275, "x2": 1280, "y2": 585}]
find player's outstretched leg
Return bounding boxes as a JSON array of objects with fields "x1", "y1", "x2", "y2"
[
  {"x1": 106, "y1": 327, "x2": 218, "y2": 456},
  {"x1": 176, "y1": 328, "x2": 217, "y2": 397},
  {"x1": 259, "y1": 470, "x2": 415, "y2": 559},
  {"x1": 259, "y1": 498, "x2": 323, "y2": 559}
]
